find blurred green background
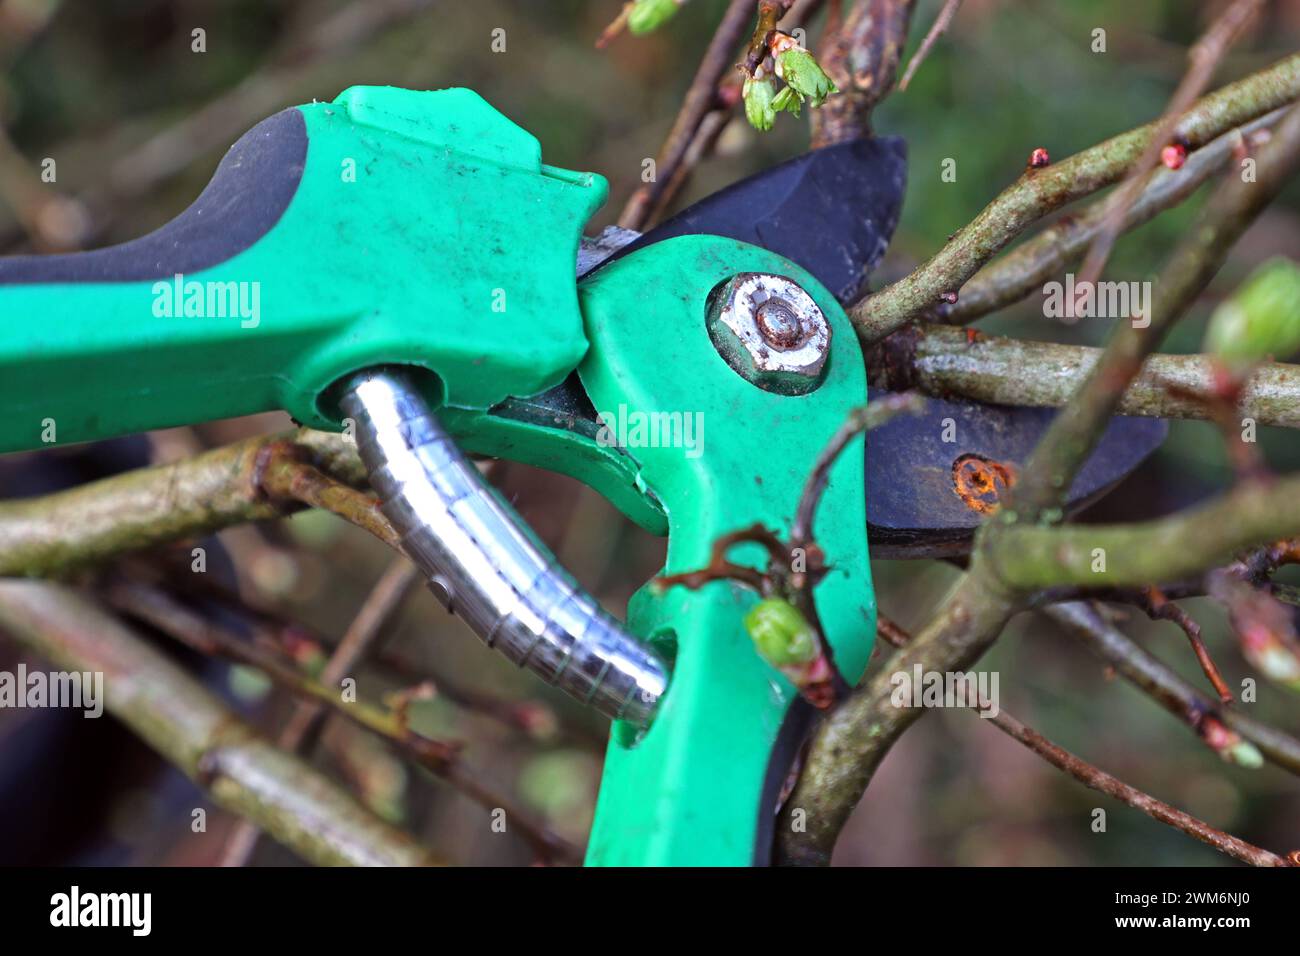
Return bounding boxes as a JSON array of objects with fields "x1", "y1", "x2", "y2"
[{"x1": 0, "y1": 0, "x2": 1296, "y2": 865}]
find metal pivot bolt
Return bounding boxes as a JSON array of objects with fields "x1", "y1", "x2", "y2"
[{"x1": 705, "y1": 272, "x2": 831, "y2": 395}]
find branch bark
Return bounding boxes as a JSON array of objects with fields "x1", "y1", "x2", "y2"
[
  {"x1": 774, "y1": 558, "x2": 1015, "y2": 864},
  {"x1": 942, "y1": 110, "x2": 1281, "y2": 324},
  {"x1": 1074, "y1": 0, "x2": 1265, "y2": 291},
  {"x1": 0, "y1": 579, "x2": 439, "y2": 866},
  {"x1": 811, "y1": 0, "x2": 919, "y2": 146},
  {"x1": 984, "y1": 702, "x2": 1288, "y2": 867},
  {"x1": 617, "y1": 0, "x2": 758, "y2": 231},
  {"x1": 872, "y1": 324, "x2": 1300, "y2": 428},
  {"x1": 849, "y1": 51, "x2": 1300, "y2": 343},
  {"x1": 1047, "y1": 601, "x2": 1300, "y2": 776},
  {"x1": 1008, "y1": 100, "x2": 1300, "y2": 521},
  {"x1": 0, "y1": 428, "x2": 371, "y2": 576},
  {"x1": 777, "y1": 90, "x2": 1300, "y2": 868},
  {"x1": 989, "y1": 473, "x2": 1300, "y2": 590}
]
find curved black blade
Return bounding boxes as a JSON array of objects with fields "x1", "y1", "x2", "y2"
[
  {"x1": 865, "y1": 388, "x2": 1169, "y2": 558},
  {"x1": 600, "y1": 136, "x2": 908, "y2": 303}
]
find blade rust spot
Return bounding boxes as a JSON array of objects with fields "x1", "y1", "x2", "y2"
[{"x1": 952, "y1": 454, "x2": 1018, "y2": 514}]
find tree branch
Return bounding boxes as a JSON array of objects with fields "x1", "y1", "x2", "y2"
[
  {"x1": 103, "y1": 578, "x2": 462, "y2": 771},
  {"x1": 0, "y1": 428, "x2": 373, "y2": 576},
  {"x1": 849, "y1": 51, "x2": 1300, "y2": 343},
  {"x1": 989, "y1": 473, "x2": 1300, "y2": 590},
  {"x1": 1007, "y1": 100, "x2": 1300, "y2": 521},
  {"x1": 103, "y1": 575, "x2": 582, "y2": 864},
  {"x1": 219, "y1": 556, "x2": 421, "y2": 867},
  {"x1": 776, "y1": 94, "x2": 1300, "y2": 867},
  {"x1": 0, "y1": 579, "x2": 439, "y2": 866},
  {"x1": 984, "y1": 703, "x2": 1288, "y2": 867},
  {"x1": 879, "y1": 611, "x2": 1290, "y2": 865},
  {"x1": 1046, "y1": 601, "x2": 1300, "y2": 776},
  {"x1": 774, "y1": 557, "x2": 1016, "y2": 864},
  {"x1": 942, "y1": 110, "x2": 1281, "y2": 324},
  {"x1": 617, "y1": 0, "x2": 758, "y2": 230},
  {"x1": 634, "y1": 0, "x2": 828, "y2": 222},
  {"x1": 790, "y1": 391, "x2": 925, "y2": 544},
  {"x1": 1074, "y1": 0, "x2": 1265, "y2": 292},
  {"x1": 897, "y1": 0, "x2": 960, "y2": 93},
  {"x1": 871, "y1": 324, "x2": 1300, "y2": 428},
  {"x1": 1137, "y1": 586, "x2": 1233, "y2": 704},
  {"x1": 811, "y1": 0, "x2": 918, "y2": 146}
]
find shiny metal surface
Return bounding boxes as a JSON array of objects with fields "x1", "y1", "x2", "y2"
[
  {"x1": 705, "y1": 272, "x2": 830, "y2": 395},
  {"x1": 339, "y1": 368, "x2": 669, "y2": 727}
]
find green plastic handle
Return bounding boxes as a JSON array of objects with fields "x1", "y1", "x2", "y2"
[
  {"x1": 0, "y1": 87, "x2": 603, "y2": 452},
  {"x1": 577, "y1": 236, "x2": 875, "y2": 865},
  {"x1": 0, "y1": 87, "x2": 877, "y2": 865}
]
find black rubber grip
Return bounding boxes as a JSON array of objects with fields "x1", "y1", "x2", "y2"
[{"x1": 0, "y1": 107, "x2": 307, "y2": 284}]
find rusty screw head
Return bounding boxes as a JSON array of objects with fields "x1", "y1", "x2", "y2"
[{"x1": 705, "y1": 272, "x2": 830, "y2": 394}]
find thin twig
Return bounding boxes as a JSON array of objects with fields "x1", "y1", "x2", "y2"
[
  {"x1": 286, "y1": 558, "x2": 423, "y2": 755},
  {"x1": 638, "y1": 0, "x2": 827, "y2": 221},
  {"x1": 104, "y1": 576, "x2": 582, "y2": 864},
  {"x1": 849, "y1": 51, "x2": 1300, "y2": 343},
  {"x1": 775, "y1": 97, "x2": 1300, "y2": 867},
  {"x1": 595, "y1": 1, "x2": 637, "y2": 48},
  {"x1": 258, "y1": 442, "x2": 401, "y2": 550},
  {"x1": 655, "y1": 521, "x2": 850, "y2": 707},
  {"x1": 1074, "y1": 0, "x2": 1265, "y2": 294},
  {"x1": 790, "y1": 392, "x2": 925, "y2": 546},
  {"x1": 654, "y1": 522, "x2": 783, "y2": 593},
  {"x1": 149, "y1": 561, "x2": 583, "y2": 745},
  {"x1": 103, "y1": 578, "x2": 462, "y2": 768},
  {"x1": 985, "y1": 705, "x2": 1288, "y2": 867},
  {"x1": 942, "y1": 111, "x2": 1281, "y2": 324},
  {"x1": 617, "y1": 0, "x2": 759, "y2": 230},
  {"x1": 219, "y1": 556, "x2": 422, "y2": 867},
  {"x1": 876, "y1": 614, "x2": 912, "y2": 648},
  {"x1": 1007, "y1": 101, "x2": 1300, "y2": 522},
  {"x1": 1047, "y1": 601, "x2": 1300, "y2": 776},
  {"x1": 897, "y1": 0, "x2": 960, "y2": 92},
  {"x1": 659, "y1": 396, "x2": 921, "y2": 710},
  {"x1": 0, "y1": 580, "x2": 440, "y2": 866},
  {"x1": 1138, "y1": 587, "x2": 1234, "y2": 704},
  {"x1": 882, "y1": 613, "x2": 1289, "y2": 866},
  {"x1": 1165, "y1": 376, "x2": 1270, "y2": 480}
]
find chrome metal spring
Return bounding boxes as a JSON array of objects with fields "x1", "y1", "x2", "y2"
[{"x1": 339, "y1": 368, "x2": 669, "y2": 727}]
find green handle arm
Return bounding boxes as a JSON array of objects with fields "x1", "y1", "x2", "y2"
[
  {"x1": 0, "y1": 87, "x2": 603, "y2": 454},
  {"x1": 0, "y1": 87, "x2": 876, "y2": 865},
  {"x1": 576, "y1": 236, "x2": 875, "y2": 864}
]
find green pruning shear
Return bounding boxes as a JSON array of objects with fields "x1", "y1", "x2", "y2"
[{"x1": 0, "y1": 87, "x2": 1165, "y2": 865}]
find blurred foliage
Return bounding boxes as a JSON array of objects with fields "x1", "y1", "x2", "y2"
[{"x1": 0, "y1": 0, "x2": 1297, "y2": 865}]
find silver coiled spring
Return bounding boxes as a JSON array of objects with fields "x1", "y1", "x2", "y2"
[{"x1": 339, "y1": 368, "x2": 669, "y2": 727}]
